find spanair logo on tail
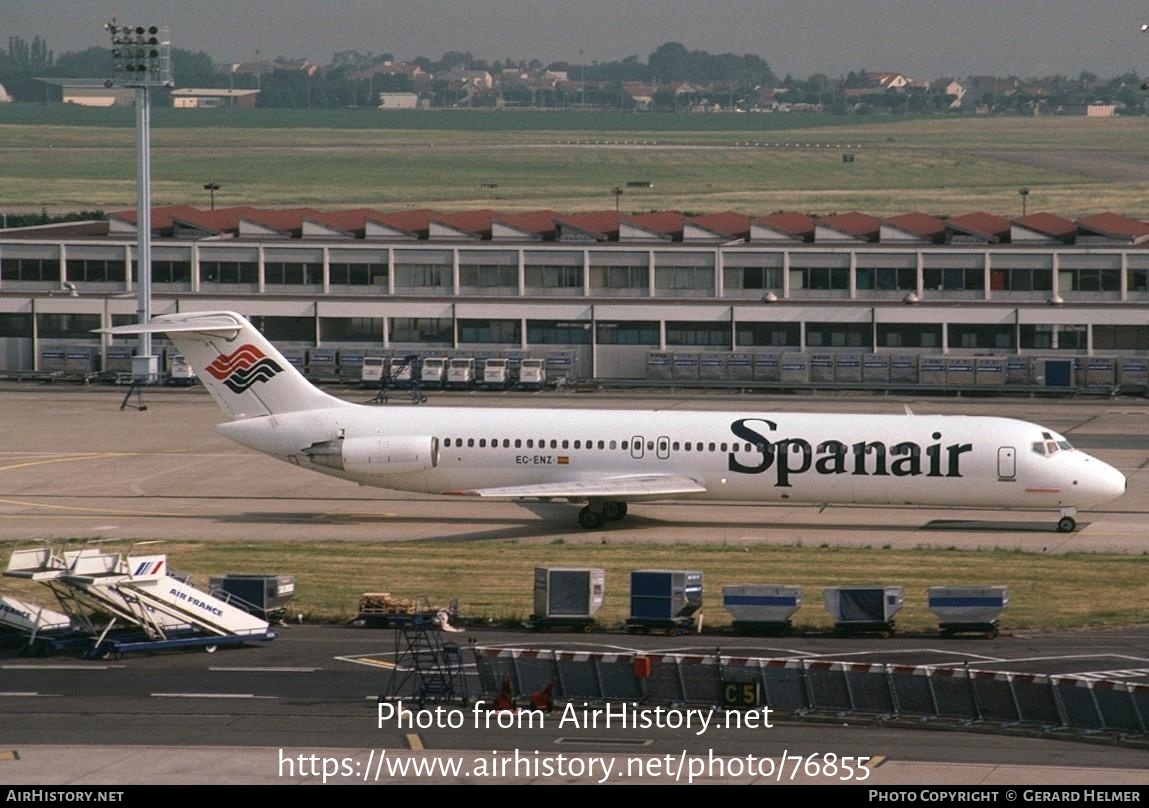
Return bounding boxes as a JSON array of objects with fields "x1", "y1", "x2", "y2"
[{"x1": 204, "y1": 344, "x2": 283, "y2": 393}]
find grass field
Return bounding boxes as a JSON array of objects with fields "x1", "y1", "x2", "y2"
[
  {"x1": 5, "y1": 540, "x2": 1145, "y2": 633},
  {"x1": 2, "y1": 108, "x2": 1148, "y2": 216}
]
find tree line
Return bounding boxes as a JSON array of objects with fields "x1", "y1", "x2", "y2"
[{"x1": 0, "y1": 35, "x2": 1143, "y2": 114}]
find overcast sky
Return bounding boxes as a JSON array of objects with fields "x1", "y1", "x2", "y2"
[{"x1": 5, "y1": 0, "x2": 1149, "y2": 79}]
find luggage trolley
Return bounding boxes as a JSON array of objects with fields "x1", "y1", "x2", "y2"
[{"x1": 927, "y1": 585, "x2": 1009, "y2": 639}]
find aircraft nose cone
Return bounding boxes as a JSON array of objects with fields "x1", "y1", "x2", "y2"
[{"x1": 1082, "y1": 455, "x2": 1126, "y2": 504}]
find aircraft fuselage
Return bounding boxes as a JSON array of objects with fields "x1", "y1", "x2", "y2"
[{"x1": 216, "y1": 406, "x2": 1124, "y2": 514}]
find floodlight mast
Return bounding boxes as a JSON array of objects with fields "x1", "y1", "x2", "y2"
[{"x1": 105, "y1": 21, "x2": 173, "y2": 381}]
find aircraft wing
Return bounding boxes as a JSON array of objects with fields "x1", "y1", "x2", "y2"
[{"x1": 443, "y1": 474, "x2": 706, "y2": 501}]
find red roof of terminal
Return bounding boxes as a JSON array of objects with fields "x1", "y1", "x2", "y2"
[
  {"x1": 883, "y1": 212, "x2": 946, "y2": 241},
  {"x1": 945, "y1": 212, "x2": 1011, "y2": 242},
  {"x1": 753, "y1": 212, "x2": 815, "y2": 240},
  {"x1": 1077, "y1": 212, "x2": 1149, "y2": 241},
  {"x1": 86, "y1": 205, "x2": 1149, "y2": 248},
  {"x1": 1013, "y1": 212, "x2": 1076, "y2": 241},
  {"x1": 817, "y1": 211, "x2": 881, "y2": 241},
  {"x1": 688, "y1": 211, "x2": 751, "y2": 239}
]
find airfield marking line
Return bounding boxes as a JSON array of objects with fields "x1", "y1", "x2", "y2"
[
  {"x1": 0, "y1": 453, "x2": 137, "y2": 473},
  {"x1": 1, "y1": 664, "x2": 125, "y2": 671},
  {"x1": 151, "y1": 693, "x2": 277, "y2": 700},
  {"x1": 339, "y1": 656, "x2": 401, "y2": 670},
  {"x1": 208, "y1": 667, "x2": 322, "y2": 673},
  {"x1": 0, "y1": 497, "x2": 185, "y2": 518},
  {"x1": 0, "y1": 751, "x2": 20, "y2": 761},
  {"x1": 406, "y1": 734, "x2": 424, "y2": 751}
]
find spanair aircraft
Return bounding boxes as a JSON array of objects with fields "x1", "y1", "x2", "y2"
[{"x1": 102, "y1": 311, "x2": 1127, "y2": 532}]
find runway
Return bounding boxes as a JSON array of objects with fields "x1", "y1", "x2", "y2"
[{"x1": 2, "y1": 383, "x2": 1149, "y2": 786}]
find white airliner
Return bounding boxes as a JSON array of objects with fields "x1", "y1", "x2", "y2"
[{"x1": 103, "y1": 311, "x2": 1127, "y2": 532}]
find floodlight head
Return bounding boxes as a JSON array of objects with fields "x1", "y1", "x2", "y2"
[{"x1": 106, "y1": 21, "x2": 172, "y2": 87}]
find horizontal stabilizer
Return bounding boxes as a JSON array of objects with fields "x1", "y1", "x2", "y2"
[
  {"x1": 99, "y1": 318, "x2": 243, "y2": 337},
  {"x1": 444, "y1": 473, "x2": 706, "y2": 501}
]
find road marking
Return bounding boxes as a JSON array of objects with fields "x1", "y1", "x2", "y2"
[
  {"x1": 554, "y1": 737, "x2": 653, "y2": 747},
  {"x1": 209, "y1": 667, "x2": 322, "y2": 673},
  {"x1": 0, "y1": 497, "x2": 184, "y2": 517},
  {"x1": 0, "y1": 453, "x2": 136, "y2": 473},
  {"x1": 337, "y1": 654, "x2": 401, "y2": 670},
  {"x1": 151, "y1": 693, "x2": 277, "y2": 700},
  {"x1": 1, "y1": 664, "x2": 124, "y2": 671}
]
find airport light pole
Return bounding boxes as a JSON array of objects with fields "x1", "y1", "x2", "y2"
[
  {"x1": 1018, "y1": 187, "x2": 1030, "y2": 216},
  {"x1": 611, "y1": 186, "x2": 624, "y2": 213},
  {"x1": 204, "y1": 182, "x2": 220, "y2": 210},
  {"x1": 106, "y1": 20, "x2": 172, "y2": 383}
]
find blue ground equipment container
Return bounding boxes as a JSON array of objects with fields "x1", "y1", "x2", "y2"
[
  {"x1": 627, "y1": 569, "x2": 702, "y2": 634},
  {"x1": 209, "y1": 573, "x2": 296, "y2": 622},
  {"x1": 823, "y1": 585, "x2": 904, "y2": 637},
  {"x1": 927, "y1": 585, "x2": 1008, "y2": 638},
  {"x1": 529, "y1": 567, "x2": 604, "y2": 631},
  {"x1": 722, "y1": 584, "x2": 802, "y2": 634}
]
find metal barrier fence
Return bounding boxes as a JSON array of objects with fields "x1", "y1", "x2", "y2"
[{"x1": 472, "y1": 646, "x2": 1149, "y2": 740}]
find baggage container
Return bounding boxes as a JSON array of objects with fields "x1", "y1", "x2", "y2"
[
  {"x1": 529, "y1": 567, "x2": 604, "y2": 631},
  {"x1": 722, "y1": 584, "x2": 801, "y2": 634},
  {"x1": 628, "y1": 569, "x2": 703, "y2": 634},
  {"x1": 823, "y1": 585, "x2": 903, "y2": 637},
  {"x1": 927, "y1": 585, "x2": 1008, "y2": 638}
]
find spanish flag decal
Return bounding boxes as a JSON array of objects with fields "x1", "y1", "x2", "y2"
[{"x1": 557, "y1": 456, "x2": 570, "y2": 465}]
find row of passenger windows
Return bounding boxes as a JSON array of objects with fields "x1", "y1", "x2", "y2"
[{"x1": 442, "y1": 437, "x2": 760, "y2": 453}]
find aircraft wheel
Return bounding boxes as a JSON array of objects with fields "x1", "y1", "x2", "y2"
[
  {"x1": 578, "y1": 506, "x2": 604, "y2": 529},
  {"x1": 1057, "y1": 516, "x2": 1077, "y2": 533},
  {"x1": 602, "y1": 501, "x2": 628, "y2": 521}
]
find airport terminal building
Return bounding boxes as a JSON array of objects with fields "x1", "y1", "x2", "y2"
[{"x1": 2, "y1": 205, "x2": 1149, "y2": 391}]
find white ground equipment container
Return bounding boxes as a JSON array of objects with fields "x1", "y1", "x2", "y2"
[
  {"x1": 446, "y1": 357, "x2": 476, "y2": 389},
  {"x1": 360, "y1": 356, "x2": 386, "y2": 387},
  {"x1": 389, "y1": 356, "x2": 417, "y2": 388},
  {"x1": 482, "y1": 357, "x2": 510, "y2": 389},
  {"x1": 927, "y1": 585, "x2": 1009, "y2": 638},
  {"x1": 823, "y1": 585, "x2": 904, "y2": 637},
  {"x1": 722, "y1": 584, "x2": 802, "y2": 634},
  {"x1": 420, "y1": 356, "x2": 447, "y2": 388},
  {"x1": 167, "y1": 353, "x2": 197, "y2": 385},
  {"x1": 529, "y1": 567, "x2": 604, "y2": 631},
  {"x1": 518, "y1": 358, "x2": 547, "y2": 390}
]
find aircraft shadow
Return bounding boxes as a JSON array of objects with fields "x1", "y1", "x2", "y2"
[
  {"x1": 923, "y1": 519, "x2": 1072, "y2": 533},
  {"x1": 213, "y1": 511, "x2": 1072, "y2": 539}
]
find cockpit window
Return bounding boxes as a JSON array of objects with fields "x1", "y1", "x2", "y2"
[{"x1": 1031, "y1": 431, "x2": 1075, "y2": 457}]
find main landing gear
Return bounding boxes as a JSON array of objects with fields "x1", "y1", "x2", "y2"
[
  {"x1": 578, "y1": 500, "x2": 628, "y2": 529},
  {"x1": 1056, "y1": 508, "x2": 1077, "y2": 533}
]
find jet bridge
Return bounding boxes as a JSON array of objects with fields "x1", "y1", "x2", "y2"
[{"x1": 5, "y1": 546, "x2": 277, "y2": 657}]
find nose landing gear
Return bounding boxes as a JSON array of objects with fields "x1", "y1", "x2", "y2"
[{"x1": 1056, "y1": 508, "x2": 1077, "y2": 533}]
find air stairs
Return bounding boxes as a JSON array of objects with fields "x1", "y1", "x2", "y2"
[
  {"x1": 381, "y1": 612, "x2": 469, "y2": 706},
  {"x1": 4, "y1": 545, "x2": 277, "y2": 657}
]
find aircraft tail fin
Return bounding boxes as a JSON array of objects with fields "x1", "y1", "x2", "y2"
[{"x1": 100, "y1": 311, "x2": 354, "y2": 419}]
